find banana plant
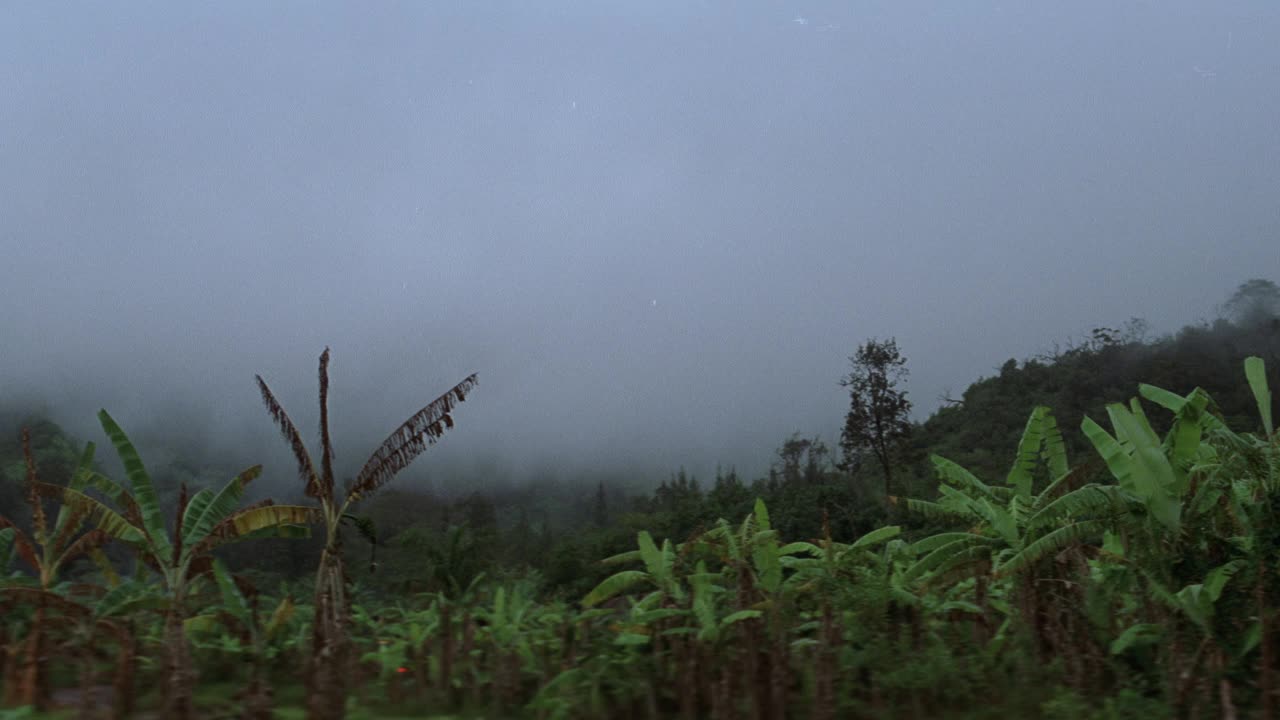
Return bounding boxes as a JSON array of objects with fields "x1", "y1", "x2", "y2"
[
  {"x1": 684, "y1": 560, "x2": 759, "y2": 646},
  {"x1": 254, "y1": 347, "x2": 476, "y2": 720},
  {"x1": 1141, "y1": 560, "x2": 1250, "y2": 711},
  {"x1": 1022, "y1": 358, "x2": 1276, "y2": 712},
  {"x1": 583, "y1": 530, "x2": 687, "y2": 610},
  {"x1": 186, "y1": 560, "x2": 299, "y2": 720},
  {"x1": 698, "y1": 498, "x2": 807, "y2": 607},
  {"x1": 779, "y1": 523, "x2": 902, "y2": 720},
  {"x1": 477, "y1": 583, "x2": 542, "y2": 710},
  {"x1": 890, "y1": 406, "x2": 1119, "y2": 680},
  {"x1": 582, "y1": 527, "x2": 696, "y2": 712},
  {"x1": 696, "y1": 499, "x2": 817, "y2": 720},
  {"x1": 1245, "y1": 356, "x2": 1274, "y2": 440},
  {"x1": 56, "y1": 579, "x2": 162, "y2": 720},
  {"x1": 895, "y1": 407, "x2": 1100, "y2": 583},
  {"x1": 780, "y1": 524, "x2": 903, "y2": 593},
  {"x1": 351, "y1": 601, "x2": 439, "y2": 704},
  {"x1": 1062, "y1": 379, "x2": 1242, "y2": 596},
  {"x1": 1221, "y1": 359, "x2": 1279, "y2": 716},
  {"x1": 1141, "y1": 357, "x2": 1279, "y2": 714},
  {"x1": 0, "y1": 528, "x2": 13, "y2": 576},
  {"x1": 0, "y1": 430, "x2": 114, "y2": 710},
  {"x1": 46, "y1": 410, "x2": 315, "y2": 720},
  {"x1": 585, "y1": 518, "x2": 784, "y2": 718},
  {"x1": 528, "y1": 619, "x2": 652, "y2": 720}
]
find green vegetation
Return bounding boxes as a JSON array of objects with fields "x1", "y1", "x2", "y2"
[
  {"x1": 1, "y1": 282, "x2": 1278, "y2": 718},
  {"x1": 253, "y1": 348, "x2": 476, "y2": 720}
]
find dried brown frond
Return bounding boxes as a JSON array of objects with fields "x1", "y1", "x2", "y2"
[
  {"x1": 236, "y1": 465, "x2": 264, "y2": 488},
  {"x1": 0, "y1": 516, "x2": 39, "y2": 571},
  {"x1": 192, "y1": 497, "x2": 275, "y2": 552},
  {"x1": 79, "y1": 475, "x2": 145, "y2": 529},
  {"x1": 217, "y1": 611, "x2": 253, "y2": 643},
  {"x1": 0, "y1": 586, "x2": 94, "y2": 618},
  {"x1": 319, "y1": 348, "x2": 336, "y2": 501},
  {"x1": 187, "y1": 556, "x2": 213, "y2": 581},
  {"x1": 348, "y1": 373, "x2": 478, "y2": 503},
  {"x1": 63, "y1": 582, "x2": 106, "y2": 600},
  {"x1": 192, "y1": 503, "x2": 321, "y2": 557},
  {"x1": 31, "y1": 481, "x2": 141, "y2": 538},
  {"x1": 256, "y1": 375, "x2": 324, "y2": 500},
  {"x1": 48, "y1": 502, "x2": 92, "y2": 557},
  {"x1": 233, "y1": 572, "x2": 259, "y2": 600},
  {"x1": 59, "y1": 529, "x2": 112, "y2": 566},
  {"x1": 22, "y1": 428, "x2": 48, "y2": 543},
  {"x1": 235, "y1": 497, "x2": 275, "y2": 514},
  {"x1": 89, "y1": 548, "x2": 120, "y2": 588},
  {"x1": 172, "y1": 483, "x2": 190, "y2": 565}
]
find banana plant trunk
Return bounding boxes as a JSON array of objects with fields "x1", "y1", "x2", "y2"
[
  {"x1": 713, "y1": 661, "x2": 736, "y2": 720},
  {"x1": 75, "y1": 646, "x2": 96, "y2": 720},
  {"x1": 112, "y1": 625, "x2": 136, "y2": 720},
  {"x1": 161, "y1": 592, "x2": 195, "y2": 720},
  {"x1": 12, "y1": 597, "x2": 49, "y2": 710},
  {"x1": 0, "y1": 611, "x2": 11, "y2": 707},
  {"x1": 813, "y1": 602, "x2": 837, "y2": 720},
  {"x1": 1215, "y1": 649, "x2": 1237, "y2": 720},
  {"x1": 412, "y1": 643, "x2": 430, "y2": 701},
  {"x1": 1258, "y1": 564, "x2": 1274, "y2": 720},
  {"x1": 743, "y1": 619, "x2": 764, "y2": 720},
  {"x1": 678, "y1": 635, "x2": 697, "y2": 720},
  {"x1": 439, "y1": 601, "x2": 454, "y2": 703},
  {"x1": 242, "y1": 653, "x2": 274, "y2": 720},
  {"x1": 306, "y1": 544, "x2": 350, "y2": 720},
  {"x1": 461, "y1": 612, "x2": 477, "y2": 706},
  {"x1": 768, "y1": 622, "x2": 788, "y2": 720},
  {"x1": 974, "y1": 572, "x2": 990, "y2": 646}
]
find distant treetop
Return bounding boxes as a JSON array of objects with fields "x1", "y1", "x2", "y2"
[{"x1": 1222, "y1": 278, "x2": 1280, "y2": 327}]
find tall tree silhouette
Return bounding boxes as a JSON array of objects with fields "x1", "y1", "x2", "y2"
[
  {"x1": 255, "y1": 348, "x2": 477, "y2": 720},
  {"x1": 840, "y1": 338, "x2": 912, "y2": 496},
  {"x1": 1223, "y1": 277, "x2": 1280, "y2": 327}
]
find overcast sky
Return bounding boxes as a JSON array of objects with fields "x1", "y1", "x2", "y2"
[{"x1": 2, "y1": 2, "x2": 1278, "y2": 490}]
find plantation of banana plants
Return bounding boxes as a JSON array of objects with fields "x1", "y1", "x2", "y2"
[{"x1": 2, "y1": 354, "x2": 1278, "y2": 719}]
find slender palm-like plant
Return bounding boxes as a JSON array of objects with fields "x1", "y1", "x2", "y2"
[
  {"x1": 15, "y1": 579, "x2": 156, "y2": 720},
  {"x1": 51, "y1": 410, "x2": 315, "y2": 720},
  {"x1": 0, "y1": 429, "x2": 109, "y2": 710},
  {"x1": 894, "y1": 407, "x2": 1097, "y2": 585},
  {"x1": 889, "y1": 406, "x2": 1114, "y2": 683},
  {"x1": 254, "y1": 347, "x2": 476, "y2": 720},
  {"x1": 185, "y1": 560, "x2": 298, "y2": 720},
  {"x1": 781, "y1": 522, "x2": 902, "y2": 720},
  {"x1": 1075, "y1": 359, "x2": 1276, "y2": 711}
]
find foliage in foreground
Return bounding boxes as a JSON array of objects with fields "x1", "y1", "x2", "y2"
[
  {"x1": 253, "y1": 348, "x2": 476, "y2": 720},
  {"x1": 0, "y1": 354, "x2": 1276, "y2": 719}
]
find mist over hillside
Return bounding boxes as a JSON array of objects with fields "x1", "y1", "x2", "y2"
[
  {"x1": 5, "y1": 5, "x2": 1280, "y2": 718},
  {"x1": 3, "y1": 1, "x2": 1279, "y2": 492}
]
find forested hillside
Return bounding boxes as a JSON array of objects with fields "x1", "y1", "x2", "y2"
[{"x1": 2, "y1": 282, "x2": 1279, "y2": 718}]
